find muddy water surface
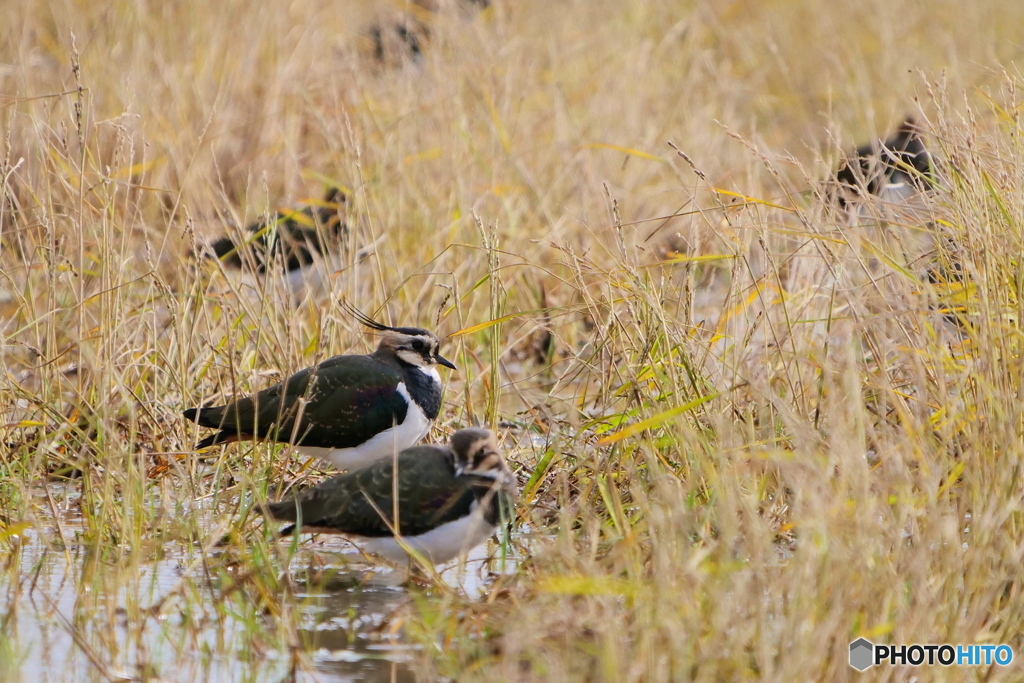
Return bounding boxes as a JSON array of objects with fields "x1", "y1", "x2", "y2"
[{"x1": 4, "y1": 521, "x2": 504, "y2": 683}]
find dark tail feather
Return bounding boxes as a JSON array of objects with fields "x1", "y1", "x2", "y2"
[
  {"x1": 264, "y1": 498, "x2": 299, "y2": 522},
  {"x1": 183, "y1": 405, "x2": 230, "y2": 429},
  {"x1": 277, "y1": 524, "x2": 297, "y2": 538},
  {"x1": 184, "y1": 406, "x2": 243, "y2": 449},
  {"x1": 194, "y1": 431, "x2": 235, "y2": 450}
]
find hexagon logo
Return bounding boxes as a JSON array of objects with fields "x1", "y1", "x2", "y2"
[{"x1": 849, "y1": 638, "x2": 874, "y2": 671}]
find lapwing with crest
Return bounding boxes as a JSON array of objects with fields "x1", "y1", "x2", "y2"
[
  {"x1": 183, "y1": 305, "x2": 456, "y2": 470},
  {"x1": 263, "y1": 428, "x2": 516, "y2": 565}
]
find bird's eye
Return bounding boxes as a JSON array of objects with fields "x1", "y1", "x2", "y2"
[{"x1": 411, "y1": 340, "x2": 425, "y2": 351}]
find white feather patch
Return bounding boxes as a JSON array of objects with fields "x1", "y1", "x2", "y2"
[
  {"x1": 295, "y1": 382, "x2": 432, "y2": 470},
  {"x1": 354, "y1": 501, "x2": 498, "y2": 564}
]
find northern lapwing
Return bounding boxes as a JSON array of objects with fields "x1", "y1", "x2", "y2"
[
  {"x1": 832, "y1": 118, "x2": 934, "y2": 208},
  {"x1": 206, "y1": 187, "x2": 348, "y2": 292},
  {"x1": 364, "y1": 0, "x2": 491, "y2": 68},
  {"x1": 182, "y1": 307, "x2": 456, "y2": 470},
  {"x1": 369, "y1": 19, "x2": 427, "y2": 66},
  {"x1": 263, "y1": 428, "x2": 516, "y2": 565}
]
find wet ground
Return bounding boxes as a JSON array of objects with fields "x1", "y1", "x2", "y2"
[
  {"x1": 3, "y1": 521, "x2": 506, "y2": 683},
  {"x1": 292, "y1": 562, "x2": 421, "y2": 683}
]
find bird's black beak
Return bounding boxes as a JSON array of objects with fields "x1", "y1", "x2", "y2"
[{"x1": 435, "y1": 354, "x2": 457, "y2": 370}]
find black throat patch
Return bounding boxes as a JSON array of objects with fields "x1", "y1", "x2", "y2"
[{"x1": 403, "y1": 366, "x2": 442, "y2": 419}]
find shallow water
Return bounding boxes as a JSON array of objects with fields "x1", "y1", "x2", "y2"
[
  {"x1": 2, "y1": 521, "x2": 509, "y2": 683},
  {"x1": 293, "y1": 562, "x2": 420, "y2": 683}
]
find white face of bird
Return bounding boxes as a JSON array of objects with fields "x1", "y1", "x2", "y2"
[
  {"x1": 379, "y1": 329, "x2": 457, "y2": 371},
  {"x1": 451, "y1": 428, "x2": 513, "y2": 487}
]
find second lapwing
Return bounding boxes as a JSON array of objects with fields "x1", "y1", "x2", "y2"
[
  {"x1": 832, "y1": 118, "x2": 935, "y2": 209},
  {"x1": 208, "y1": 187, "x2": 348, "y2": 275},
  {"x1": 263, "y1": 428, "x2": 516, "y2": 565},
  {"x1": 183, "y1": 307, "x2": 456, "y2": 470}
]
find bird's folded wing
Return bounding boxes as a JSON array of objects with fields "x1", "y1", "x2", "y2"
[
  {"x1": 200, "y1": 355, "x2": 409, "y2": 447},
  {"x1": 267, "y1": 448, "x2": 475, "y2": 538}
]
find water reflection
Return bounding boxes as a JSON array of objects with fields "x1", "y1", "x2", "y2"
[
  {"x1": 294, "y1": 565, "x2": 417, "y2": 682},
  {"x1": 291, "y1": 538, "x2": 513, "y2": 682},
  {"x1": 5, "y1": 522, "x2": 512, "y2": 683},
  {"x1": 288, "y1": 557, "x2": 415, "y2": 679}
]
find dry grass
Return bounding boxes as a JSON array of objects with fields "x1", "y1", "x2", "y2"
[{"x1": 4, "y1": 0, "x2": 1024, "y2": 680}]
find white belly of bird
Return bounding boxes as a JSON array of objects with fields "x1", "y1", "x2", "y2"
[
  {"x1": 229, "y1": 258, "x2": 333, "y2": 301},
  {"x1": 356, "y1": 502, "x2": 498, "y2": 564},
  {"x1": 295, "y1": 382, "x2": 432, "y2": 470}
]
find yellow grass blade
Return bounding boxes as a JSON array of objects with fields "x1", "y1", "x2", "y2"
[
  {"x1": 280, "y1": 210, "x2": 314, "y2": 227},
  {"x1": 449, "y1": 312, "x2": 524, "y2": 337},
  {"x1": 538, "y1": 575, "x2": 637, "y2": 598},
  {"x1": 404, "y1": 148, "x2": 442, "y2": 165},
  {"x1": 483, "y1": 92, "x2": 511, "y2": 153},
  {"x1": 0, "y1": 522, "x2": 31, "y2": 542},
  {"x1": 653, "y1": 253, "x2": 735, "y2": 266},
  {"x1": 583, "y1": 143, "x2": 665, "y2": 163},
  {"x1": 938, "y1": 461, "x2": 966, "y2": 497},
  {"x1": 107, "y1": 158, "x2": 164, "y2": 180},
  {"x1": 597, "y1": 393, "x2": 719, "y2": 445},
  {"x1": 712, "y1": 188, "x2": 794, "y2": 211}
]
